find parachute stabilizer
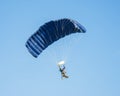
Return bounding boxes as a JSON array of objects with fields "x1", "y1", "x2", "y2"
[{"x1": 57, "y1": 60, "x2": 65, "y2": 66}]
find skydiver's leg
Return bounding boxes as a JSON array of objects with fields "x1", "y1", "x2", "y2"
[
  {"x1": 64, "y1": 75, "x2": 69, "y2": 78},
  {"x1": 62, "y1": 72, "x2": 69, "y2": 78}
]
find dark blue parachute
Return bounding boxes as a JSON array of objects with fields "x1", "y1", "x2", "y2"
[{"x1": 25, "y1": 18, "x2": 86, "y2": 58}]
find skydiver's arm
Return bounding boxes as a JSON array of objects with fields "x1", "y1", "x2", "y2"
[
  {"x1": 63, "y1": 65, "x2": 65, "y2": 70},
  {"x1": 58, "y1": 66, "x2": 62, "y2": 72}
]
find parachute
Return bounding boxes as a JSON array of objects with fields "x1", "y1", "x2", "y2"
[{"x1": 25, "y1": 18, "x2": 86, "y2": 58}]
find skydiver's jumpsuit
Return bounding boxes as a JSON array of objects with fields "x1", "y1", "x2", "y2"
[{"x1": 59, "y1": 65, "x2": 69, "y2": 79}]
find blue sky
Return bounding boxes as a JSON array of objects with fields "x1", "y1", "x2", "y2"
[{"x1": 0, "y1": 0, "x2": 120, "y2": 96}]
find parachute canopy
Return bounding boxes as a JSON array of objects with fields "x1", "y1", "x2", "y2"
[{"x1": 25, "y1": 18, "x2": 86, "y2": 58}]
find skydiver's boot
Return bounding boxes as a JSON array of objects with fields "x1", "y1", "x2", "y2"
[{"x1": 63, "y1": 74, "x2": 69, "y2": 78}]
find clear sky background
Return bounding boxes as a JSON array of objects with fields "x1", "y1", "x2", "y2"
[{"x1": 0, "y1": 0, "x2": 120, "y2": 96}]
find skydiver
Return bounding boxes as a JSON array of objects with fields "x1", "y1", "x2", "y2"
[{"x1": 58, "y1": 65, "x2": 69, "y2": 79}]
